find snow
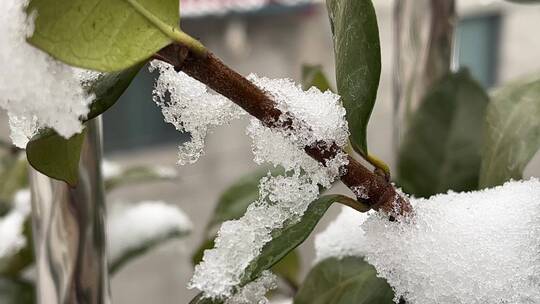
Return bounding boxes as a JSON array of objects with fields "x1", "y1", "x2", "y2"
[
  {"x1": 315, "y1": 179, "x2": 540, "y2": 304},
  {"x1": 150, "y1": 61, "x2": 245, "y2": 165},
  {"x1": 101, "y1": 159, "x2": 178, "y2": 180},
  {"x1": 1, "y1": 0, "x2": 92, "y2": 147},
  {"x1": 189, "y1": 75, "x2": 350, "y2": 300},
  {"x1": 0, "y1": 189, "x2": 31, "y2": 258},
  {"x1": 107, "y1": 201, "x2": 192, "y2": 262},
  {"x1": 224, "y1": 271, "x2": 277, "y2": 304},
  {"x1": 314, "y1": 206, "x2": 368, "y2": 262}
]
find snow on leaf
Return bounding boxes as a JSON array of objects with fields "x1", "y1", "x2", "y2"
[
  {"x1": 190, "y1": 75, "x2": 350, "y2": 300},
  {"x1": 0, "y1": 0, "x2": 92, "y2": 147},
  {"x1": 107, "y1": 201, "x2": 192, "y2": 272},
  {"x1": 315, "y1": 179, "x2": 540, "y2": 304}
]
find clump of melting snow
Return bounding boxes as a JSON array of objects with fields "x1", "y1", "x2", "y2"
[
  {"x1": 0, "y1": 189, "x2": 31, "y2": 258},
  {"x1": 224, "y1": 271, "x2": 277, "y2": 304},
  {"x1": 107, "y1": 201, "x2": 192, "y2": 263},
  {"x1": 189, "y1": 76, "x2": 350, "y2": 300},
  {"x1": 150, "y1": 61, "x2": 245, "y2": 165},
  {"x1": 315, "y1": 179, "x2": 540, "y2": 304},
  {"x1": 1, "y1": 0, "x2": 92, "y2": 147}
]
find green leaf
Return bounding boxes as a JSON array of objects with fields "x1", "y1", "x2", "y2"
[
  {"x1": 189, "y1": 195, "x2": 359, "y2": 304},
  {"x1": 294, "y1": 256, "x2": 394, "y2": 304},
  {"x1": 0, "y1": 277, "x2": 35, "y2": 304},
  {"x1": 105, "y1": 165, "x2": 177, "y2": 191},
  {"x1": 326, "y1": 0, "x2": 381, "y2": 155},
  {"x1": 479, "y1": 76, "x2": 540, "y2": 187},
  {"x1": 302, "y1": 65, "x2": 333, "y2": 92},
  {"x1": 0, "y1": 155, "x2": 28, "y2": 206},
  {"x1": 109, "y1": 227, "x2": 189, "y2": 275},
  {"x1": 27, "y1": 0, "x2": 180, "y2": 71},
  {"x1": 270, "y1": 250, "x2": 300, "y2": 288},
  {"x1": 26, "y1": 129, "x2": 86, "y2": 186},
  {"x1": 240, "y1": 195, "x2": 347, "y2": 285},
  {"x1": 206, "y1": 168, "x2": 283, "y2": 231},
  {"x1": 26, "y1": 65, "x2": 141, "y2": 185},
  {"x1": 397, "y1": 69, "x2": 489, "y2": 198},
  {"x1": 192, "y1": 167, "x2": 300, "y2": 284}
]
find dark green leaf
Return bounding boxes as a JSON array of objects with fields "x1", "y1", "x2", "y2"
[
  {"x1": 190, "y1": 195, "x2": 361, "y2": 304},
  {"x1": 0, "y1": 155, "x2": 28, "y2": 206},
  {"x1": 397, "y1": 69, "x2": 489, "y2": 197},
  {"x1": 26, "y1": 65, "x2": 141, "y2": 185},
  {"x1": 207, "y1": 167, "x2": 283, "y2": 231},
  {"x1": 105, "y1": 164, "x2": 177, "y2": 191},
  {"x1": 0, "y1": 277, "x2": 35, "y2": 304},
  {"x1": 109, "y1": 228, "x2": 189, "y2": 275},
  {"x1": 189, "y1": 292, "x2": 221, "y2": 304},
  {"x1": 270, "y1": 250, "x2": 301, "y2": 288},
  {"x1": 294, "y1": 257, "x2": 394, "y2": 304},
  {"x1": 28, "y1": 0, "x2": 181, "y2": 71},
  {"x1": 479, "y1": 76, "x2": 540, "y2": 187},
  {"x1": 301, "y1": 65, "x2": 333, "y2": 92},
  {"x1": 240, "y1": 195, "x2": 347, "y2": 284},
  {"x1": 326, "y1": 0, "x2": 381, "y2": 155},
  {"x1": 26, "y1": 129, "x2": 86, "y2": 186}
]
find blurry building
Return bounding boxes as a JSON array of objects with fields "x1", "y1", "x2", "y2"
[{"x1": 0, "y1": 1, "x2": 539, "y2": 303}]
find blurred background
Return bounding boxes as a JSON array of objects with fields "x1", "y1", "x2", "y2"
[{"x1": 2, "y1": 0, "x2": 540, "y2": 303}]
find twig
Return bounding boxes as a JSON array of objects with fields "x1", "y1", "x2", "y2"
[{"x1": 156, "y1": 43, "x2": 412, "y2": 217}]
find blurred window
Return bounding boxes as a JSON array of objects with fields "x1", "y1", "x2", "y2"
[
  {"x1": 102, "y1": 67, "x2": 186, "y2": 153},
  {"x1": 457, "y1": 15, "x2": 501, "y2": 88}
]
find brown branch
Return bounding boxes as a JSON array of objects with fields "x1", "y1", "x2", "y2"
[{"x1": 156, "y1": 44, "x2": 412, "y2": 217}]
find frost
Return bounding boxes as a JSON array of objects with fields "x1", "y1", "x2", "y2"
[
  {"x1": 0, "y1": 189, "x2": 31, "y2": 258},
  {"x1": 190, "y1": 76, "x2": 350, "y2": 299},
  {"x1": 0, "y1": 0, "x2": 92, "y2": 147},
  {"x1": 150, "y1": 61, "x2": 244, "y2": 165},
  {"x1": 315, "y1": 179, "x2": 540, "y2": 304},
  {"x1": 224, "y1": 271, "x2": 277, "y2": 304},
  {"x1": 107, "y1": 201, "x2": 192, "y2": 262},
  {"x1": 351, "y1": 185, "x2": 369, "y2": 200}
]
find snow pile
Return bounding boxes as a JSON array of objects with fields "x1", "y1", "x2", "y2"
[
  {"x1": 107, "y1": 201, "x2": 192, "y2": 262},
  {"x1": 224, "y1": 271, "x2": 277, "y2": 304},
  {"x1": 0, "y1": 189, "x2": 31, "y2": 258},
  {"x1": 189, "y1": 75, "x2": 349, "y2": 299},
  {"x1": 150, "y1": 61, "x2": 245, "y2": 165},
  {"x1": 315, "y1": 179, "x2": 540, "y2": 304},
  {"x1": 1, "y1": 0, "x2": 92, "y2": 147}
]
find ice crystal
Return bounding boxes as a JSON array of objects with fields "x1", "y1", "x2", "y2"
[
  {"x1": 0, "y1": 0, "x2": 92, "y2": 147},
  {"x1": 190, "y1": 76, "x2": 350, "y2": 299},
  {"x1": 315, "y1": 179, "x2": 540, "y2": 304},
  {"x1": 190, "y1": 174, "x2": 319, "y2": 298},
  {"x1": 107, "y1": 201, "x2": 192, "y2": 262},
  {"x1": 0, "y1": 189, "x2": 31, "y2": 258},
  {"x1": 224, "y1": 271, "x2": 277, "y2": 304},
  {"x1": 150, "y1": 61, "x2": 244, "y2": 165}
]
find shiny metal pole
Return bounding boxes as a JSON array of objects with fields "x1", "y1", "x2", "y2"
[
  {"x1": 30, "y1": 118, "x2": 110, "y2": 304},
  {"x1": 393, "y1": 0, "x2": 456, "y2": 150}
]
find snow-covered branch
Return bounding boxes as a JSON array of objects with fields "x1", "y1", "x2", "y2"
[{"x1": 155, "y1": 43, "x2": 412, "y2": 218}]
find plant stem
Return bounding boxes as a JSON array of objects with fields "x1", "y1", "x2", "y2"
[{"x1": 156, "y1": 43, "x2": 412, "y2": 217}]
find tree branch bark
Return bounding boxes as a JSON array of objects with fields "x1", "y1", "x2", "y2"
[{"x1": 155, "y1": 43, "x2": 412, "y2": 217}]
